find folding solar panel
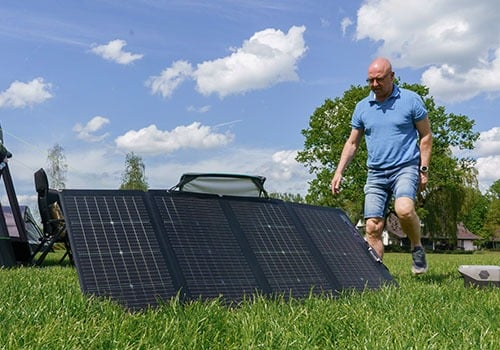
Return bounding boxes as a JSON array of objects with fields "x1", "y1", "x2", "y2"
[
  {"x1": 287, "y1": 203, "x2": 394, "y2": 289},
  {"x1": 226, "y1": 198, "x2": 333, "y2": 297},
  {"x1": 149, "y1": 190, "x2": 261, "y2": 301},
  {"x1": 60, "y1": 190, "x2": 177, "y2": 310},
  {"x1": 61, "y1": 189, "x2": 396, "y2": 310}
]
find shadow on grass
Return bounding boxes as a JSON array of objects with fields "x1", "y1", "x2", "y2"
[{"x1": 33, "y1": 251, "x2": 74, "y2": 268}]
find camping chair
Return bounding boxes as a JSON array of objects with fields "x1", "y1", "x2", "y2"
[{"x1": 31, "y1": 168, "x2": 71, "y2": 266}]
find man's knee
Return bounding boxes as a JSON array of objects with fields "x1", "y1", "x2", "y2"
[
  {"x1": 395, "y1": 197, "x2": 416, "y2": 220},
  {"x1": 365, "y1": 217, "x2": 384, "y2": 238}
]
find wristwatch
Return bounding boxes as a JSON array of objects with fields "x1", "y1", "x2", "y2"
[{"x1": 419, "y1": 166, "x2": 429, "y2": 173}]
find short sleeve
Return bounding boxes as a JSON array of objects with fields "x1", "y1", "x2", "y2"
[
  {"x1": 351, "y1": 104, "x2": 364, "y2": 129},
  {"x1": 413, "y1": 94, "x2": 428, "y2": 121}
]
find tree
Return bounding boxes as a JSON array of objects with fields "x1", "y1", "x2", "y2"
[
  {"x1": 460, "y1": 187, "x2": 489, "y2": 238},
  {"x1": 297, "y1": 81, "x2": 479, "y2": 241},
  {"x1": 269, "y1": 192, "x2": 305, "y2": 203},
  {"x1": 482, "y1": 179, "x2": 500, "y2": 243},
  {"x1": 486, "y1": 179, "x2": 500, "y2": 201},
  {"x1": 119, "y1": 152, "x2": 148, "y2": 191},
  {"x1": 47, "y1": 144, "x2": 68, "y2": 190},
  {"x1": 483, "y1": 199, "x2": 500, "y2": 242}
]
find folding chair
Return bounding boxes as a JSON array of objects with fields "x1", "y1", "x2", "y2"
[{"x1": 31, "y1": 168, "x2": 71, "y2": 265}]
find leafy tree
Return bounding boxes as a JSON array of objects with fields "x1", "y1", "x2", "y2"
[
  {"x1": 297, "y1": 82, "x2": 479, "y2": 241},
  {"x1": 482, "y1": 179, "x2": 500, "y2": 243},
  {"x1": 269, "y1": 192, "x2": 305, "y2": 203},
  {"x1": 486, "y1": 179, "x2": 500, "y2": 200},
  {"x1": 46, "y1": 144, "x2": 68, "y2": 190},
  {"x1": 119, "y1": 152, "x2": 148, "y2": 191},
  {"x1": 483, "y1": 199, "x2": 500, "y2": 242},
  {"x1": 460, "y1": 187, "x2": 489, "y2": 238}
]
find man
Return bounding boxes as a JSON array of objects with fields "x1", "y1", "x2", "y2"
[{"x1": 331, "y1": 57, "x2": 432, "y2": 274}]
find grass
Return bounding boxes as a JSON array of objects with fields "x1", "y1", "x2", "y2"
[{"x1": 0, "y1": 252, "x2": 499, "y2": 349}]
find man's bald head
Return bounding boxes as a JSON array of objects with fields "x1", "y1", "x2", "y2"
[
  {"x1": 368, "y1": 57, "x2": 392, "y2": 74},
  {"x1": 367, "y1": 57, "x2": 394, "y2": 101}
]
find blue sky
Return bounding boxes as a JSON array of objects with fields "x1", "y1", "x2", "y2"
[{"x1": 0, "y1": 0, "x2": 499, "y2": 211}]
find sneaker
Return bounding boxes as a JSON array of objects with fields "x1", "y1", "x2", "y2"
[{"x1": 411, "y1": 246, "x2": 428, "y2": 275}]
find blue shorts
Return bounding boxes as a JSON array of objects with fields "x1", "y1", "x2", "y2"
[{"x1": 363, "y1": 163, "x2": 419, "y2": 219}]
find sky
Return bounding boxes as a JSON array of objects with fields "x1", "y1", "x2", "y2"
[{"x1": 0, "y1": 0, "x2": 499, "y2": 212}]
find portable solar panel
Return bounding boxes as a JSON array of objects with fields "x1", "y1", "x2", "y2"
[
  {"x1": 287, "y1": 203, "x2": 394, "y2": 289},
  {"x1": 60, "y1": 190, "x2": 177, "y2": 310},
  {"x1": 226, "y1": 198, "x2": 333, "y2": 297},
  {"x1": 149, "y1": 190, "x2": 261, "y2": 301},
  {"x1": 60, "y1": 189, "x2": 396, "y2": 310}
]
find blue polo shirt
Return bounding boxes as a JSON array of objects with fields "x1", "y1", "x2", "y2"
[{"x1": 352, "y1": 85, "x2": 428, "y2": 170}]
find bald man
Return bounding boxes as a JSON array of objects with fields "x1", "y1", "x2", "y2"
[{"x1": 331, "y1": 57, "x2": 432, "y2": 274}]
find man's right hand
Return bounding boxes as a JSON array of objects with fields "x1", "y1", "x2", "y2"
[{"x1": 331, "y1": 173, "x2": 342, "y2": 194}]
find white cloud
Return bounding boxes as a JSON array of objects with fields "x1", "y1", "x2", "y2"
[
  {"x1": 147, "y1": 26, "x2": 307, "y2": 98},
  {"x1": 452, "y1": 127, "x2": 500, "y2": 192},
  {"x1": 65, "y1": 147, "x2": 124, "y2": 188},
  {"x1": 114, "y1": 122, "x2": 234, "y2": 154},
  {"x1": 475, "y1": 156, "x2": 500, "y2": 192},
  {"x1": 187, "y1": 105, "x2": 211, "y2": 113},
  {"x1": 355, "y1": 0, "x2": 500, "y2": 103},
  {"x1": 421, "y1": 50, "x2": 500, "y2": 103},
  {"x1": 473, "y1": 127, "x2": 500, "y2": 158},
  {"x1": 146, "y1": 60, "x2": 193, "y2": 98},
  {"x1": 0, "y1": 78, "x2": 53, "y2": 108},
  {"x1": 91, "y1": 39, "x2": 143, "y2": 65},
  {"x1": 194, "y1": 25, "x2": 307, "y2": 97},
  {"x1": 73, "y1": 116, "x2": 110, "y2": 142},
  {"x1": 320, "y1": 18, "x2": 331, "y2": 28},
  {"x1": 258, "y1": 149, "x2": 311, "y2": 194},
  {"x1": 340, "y1": 17, "x2": 353, "y2": 36},
  {"x1": 472, "y1": 128, "x2": 500, "y2": 191}
]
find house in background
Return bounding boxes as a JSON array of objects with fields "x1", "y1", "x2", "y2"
[
  {"x1": 455, "y1": 223, "x2": 481, "y2": 251},
  {"x1": 383, "y1": 213, "x2": 481, "y2": 251}
]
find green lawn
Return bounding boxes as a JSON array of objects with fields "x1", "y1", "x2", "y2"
[{"x1": 0, "y1": 252, "x2": 498, "y2": 349}]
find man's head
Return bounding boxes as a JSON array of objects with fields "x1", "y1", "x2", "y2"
[{"x1": 367, "y1": 57, "x2": 394, "y2": 101}]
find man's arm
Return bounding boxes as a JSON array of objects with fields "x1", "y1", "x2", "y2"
[
  {"x1": 416, "y1": 116, "x2": 432, "y2": 191},
  {"x1": 331, "y1": 128, "x2": 363, "y2": 194}
]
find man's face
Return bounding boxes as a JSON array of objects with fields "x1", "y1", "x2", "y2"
[{"x1": 367, "y1": 69, "x2": 393, "y2": 99}]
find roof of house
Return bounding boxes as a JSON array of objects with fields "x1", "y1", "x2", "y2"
[
  {"x1": 385, "y1": 213, "x2": 481, "y2": 240},
  {"x1": 456, "y1": 223, "x2": 481, "y2": 240}
]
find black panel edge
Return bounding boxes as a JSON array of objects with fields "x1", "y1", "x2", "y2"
[{"x1": 146, "y1": 190, "x2": 190, "y2": 301}]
